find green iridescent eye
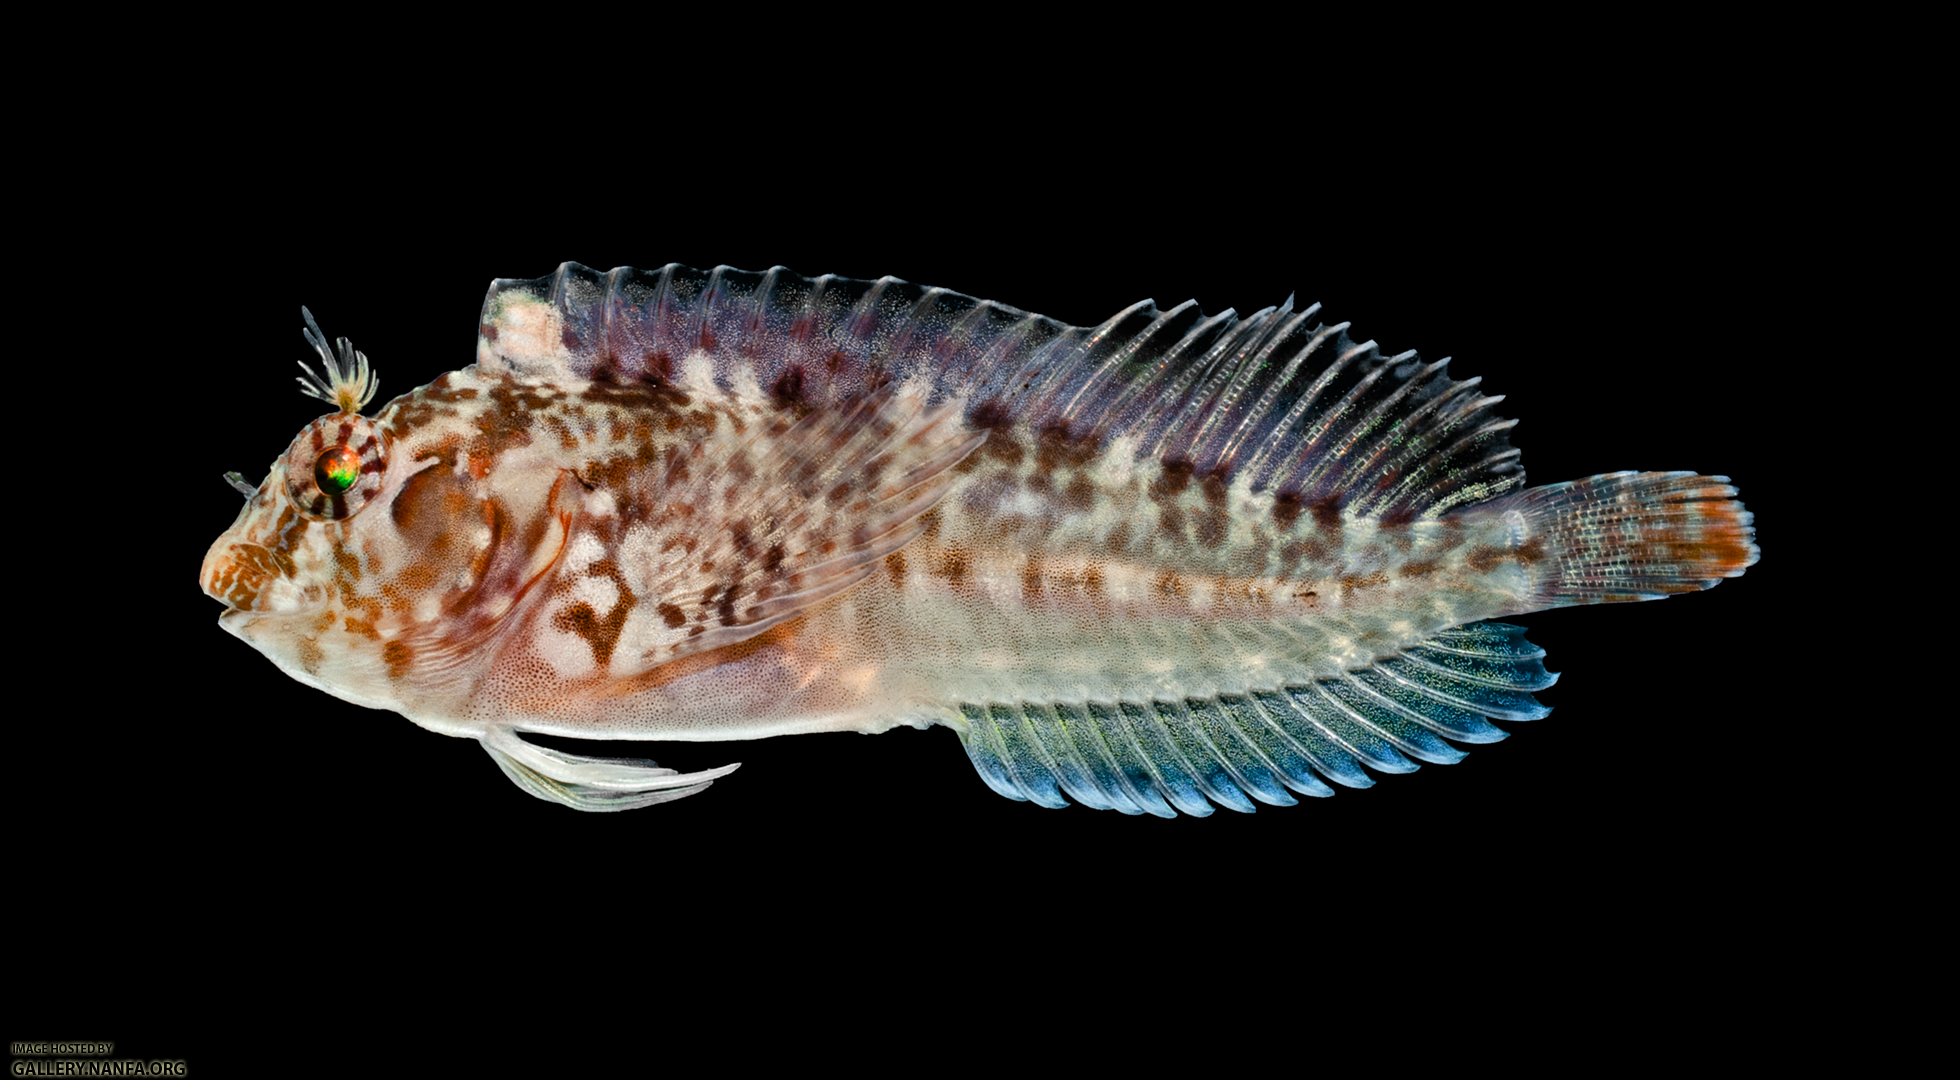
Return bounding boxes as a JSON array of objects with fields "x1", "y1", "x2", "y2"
[
  {"x1": 313, "y1": 446, "x2": 361, "y2": 494},
  {"x1": 285, "y1": 416, "x2": 385, "y2": 521}
]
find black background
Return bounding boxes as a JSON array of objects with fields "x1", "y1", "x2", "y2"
[
  {"x1": 24, "y1": 114, "x2": 1796, "y2": 1009},
  {"x1": 207, "y1": 195, "x2": 1773, "y2": 869}
]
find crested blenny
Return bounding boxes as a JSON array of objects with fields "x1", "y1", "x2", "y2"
[{"x1": 202, "y1": 263, "x2": 1759, "y2": 814}]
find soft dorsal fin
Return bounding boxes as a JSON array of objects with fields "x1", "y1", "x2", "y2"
[{"x1": 477, "y1": 263, "x2": 1522, "y2": 522}]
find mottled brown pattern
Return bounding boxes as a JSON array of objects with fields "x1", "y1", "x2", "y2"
[
  {"x1": 933, "y1": 547, "x2": 970, "y2": 581},
  {"x1": 1309, "y1": 496, "x2": 1344, "y2": 533},
  {"x1": 1150, "y1": 459, "x2": 1195, "y2": 502},
  {"x1": 1035, "y1": 421, "x2": 1098, "y2": 471},
  {"x1": 1271, "y1": 492, "x2": 1305, "y2": 528},
  {"x1": 383, "y1": 640, "x2": 414, "y2": 681},
  {"x1": 554, "y1": 581, "x2": 631, "y2": 668},
  {"x1": 1464, "y1": 545, "x2": 1507, "y2": 573},
  {"x1": 1192, "y1": 504, "x2": 1229, "y2": 548},
  {"x1": 1340, "y1": 570, "x2": 1389, "y2": 594},
  {"x1": 332, "y1": 545, "x2": 361, "y2": 583}
]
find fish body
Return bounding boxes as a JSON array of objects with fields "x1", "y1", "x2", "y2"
[{"x1": 202, "y1": 263, "x2": 1758, "y2": 814}]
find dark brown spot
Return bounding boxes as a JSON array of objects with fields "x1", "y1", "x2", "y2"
[
  {"x1": 1465, "y1": 546, "x2": 1506, "y2": 573},
  {"x1": 1340, "y1": 570, "x2": 1390, "y2": 594},
  {"x1": 342, "y1": 615, "x2": 379, "y2": 639},
  {"x1": 1035, "y1": 420, "x2": 1097, "y2": 471},
  {"x1": 969, "y1": 399, "x2": 1025, "y2": 466},
  {"x1": 1150, "y1": 459, "x2": 1194, "y2": 502},
  {"x1": 886, "y1": 549, "x2": 907, "y2": 586},
  {"x1": 383, "y1": 640, "x2": 414, "y2": 680},
  {"x1": 1379, "y1": 505, "x2": 1419, "y2": 528},
  {"x1": 970, "y1": 399, "x2": 1014, "y2": 431},
  {"x1": 1159, "y1": 503, "x2": 1185, "y2": 538},
  {"x1": 1021, "y1": 554, "x2": 1043, "y2": 601},
  {"x1": 1153, "y1": 571, "x2": 1189, "y2": 600},
  {"x1": 333, "y1": 544, "x2": 361, "y2": 583},
  {"x1": 1309, "y1": 495, "x2": 1344, "y2": 532},
  {"x1": 1193, "y1": 506, "x2": 1228, "y2": 548},
  {"x1": 1280, "y1": 539, "x2": 1330, "y2": 572},
  {"x1": 1517, "y1": 536, "x2": 1548, "y2": 563},
  {"x1": 770, "y1": 366, "x2": 810, "y2": 412},
  {"x1": 933, "y1": 548, "x2": 969, "y2": 581},
  {"x1": 1062, "y1": 476, "x2": 1095, "y2": 512},
  {"x1": 1401, "y1": 559, "x2": 1441, "y2": 578},
  {"x1": 1200, "y1": 472, "x2": 1228, "y2": 507},
  {"x1": 554, "y1": 601, "x2": 626, "y2": 667},
  {"x1": 1082, "y1": 563, "x2": 1105, "y2": 596},
  {"x1": 657, "y1": 602, "x2": 687, "y2": 628}
]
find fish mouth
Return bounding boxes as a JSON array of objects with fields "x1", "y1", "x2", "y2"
[{"x1": 200, "y1": 538, "x2": 310, "y2": 615}]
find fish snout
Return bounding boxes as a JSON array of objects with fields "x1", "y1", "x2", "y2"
[{"x1": 201, "y1": 537, "x2": 308, "y2": 614}]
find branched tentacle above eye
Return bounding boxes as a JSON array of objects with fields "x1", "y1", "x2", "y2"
[{"x1": 299, "y1": 306, "x2": 379, "y2": 415}]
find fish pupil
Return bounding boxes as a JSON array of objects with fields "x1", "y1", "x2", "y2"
[{"x1": 314, "y1": 446, "x2": 360, "y2": 494}]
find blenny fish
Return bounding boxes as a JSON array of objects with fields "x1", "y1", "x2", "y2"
[{"x1": 202, "y1": 263, "x2": 1759, "y2": 815}]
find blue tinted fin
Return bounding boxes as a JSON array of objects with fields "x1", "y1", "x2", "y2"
[{"x1": 956, "y1": 621, "x2": 1558, "y2": 816}]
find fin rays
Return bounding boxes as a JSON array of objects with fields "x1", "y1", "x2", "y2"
[
  {"x1": 478, "y1": 262, "x2": 1522, "y2": 520},
  {"x1": 482, "y1": 729, "x2": 737, "y2": 812},
  {"x1": 958, "y1": 622, "x2": 1555, "y2": 816}
]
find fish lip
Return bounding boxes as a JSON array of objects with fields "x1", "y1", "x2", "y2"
[{"x1": 199, "y1": 539, "x2": 316, "y2": 616}]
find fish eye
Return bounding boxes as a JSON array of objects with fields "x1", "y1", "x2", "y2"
[
  {"x1": 284, "y1": 416, "x2": 386, "y2": 521},
  {"x1": 314, "y1": 446, "x2": 361, "y2": 494}
]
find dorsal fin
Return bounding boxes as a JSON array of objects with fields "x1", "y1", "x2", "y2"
[{"x1": 478, "y1": 262, "x2": 1522, "y2": 520}]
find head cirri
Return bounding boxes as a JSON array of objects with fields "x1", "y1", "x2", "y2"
[{"x1": 201, "y1": 309, "x2": 405, "y2": 707}]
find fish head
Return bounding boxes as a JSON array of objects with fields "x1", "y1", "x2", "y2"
[
  {"x1": 200, "y1": 381, "x2": 421, "y2": 704},
  {"x1": 202, "y1": 406, "x2": 393, "y2": 618},
  {"x1": 201, "y1": 309, "x2": 548, "y2": 719}
]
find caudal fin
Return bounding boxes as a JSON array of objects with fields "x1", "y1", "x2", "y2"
[{"x1": 1515, "y1": 471, "x2": 1759, "y2": 607}]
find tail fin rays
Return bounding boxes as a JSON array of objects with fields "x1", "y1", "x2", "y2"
[{"x1": 1513, "y1": 471, "x2": 1759, "y2": 607}]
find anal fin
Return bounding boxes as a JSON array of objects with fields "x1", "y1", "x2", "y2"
[{"x1": 956, "y1": 621, "x2": 1557, "y2": 816}]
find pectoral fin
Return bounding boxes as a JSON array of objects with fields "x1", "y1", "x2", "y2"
[{"x1": 621, "y1": 382, "x2": 984, "y2": 667}]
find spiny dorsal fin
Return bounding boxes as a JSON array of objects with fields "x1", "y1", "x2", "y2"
[{"x1": 477, "y1": 262, "x2": 1521, "y2": 523}]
